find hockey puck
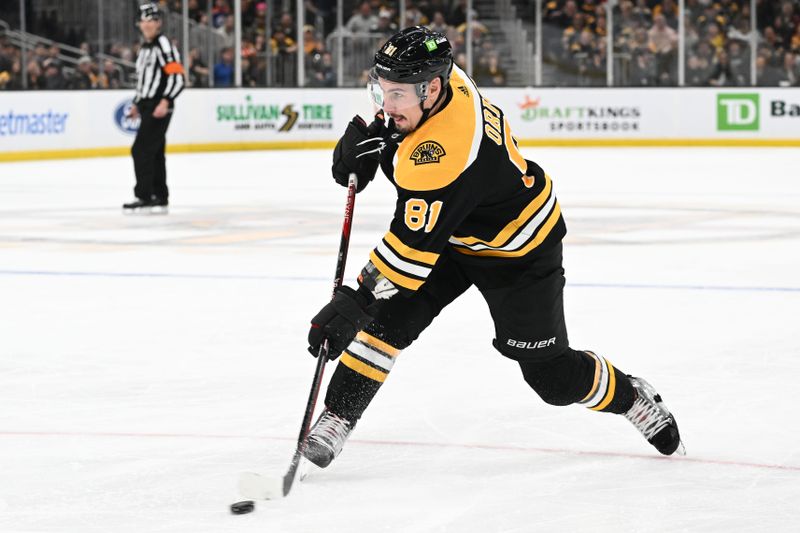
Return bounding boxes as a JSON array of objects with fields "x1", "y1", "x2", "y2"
[{"x1": 230, "y1": 500, "x2": 255, "y2": 515}]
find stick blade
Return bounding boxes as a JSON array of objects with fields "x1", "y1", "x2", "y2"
[{"x1": 238, "y1": 471, "x2": 285, "y2": 500}]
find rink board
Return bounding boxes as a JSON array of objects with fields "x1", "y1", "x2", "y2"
[{"x1": 0, "y1": 87, "x2": 798, "y2": 161}]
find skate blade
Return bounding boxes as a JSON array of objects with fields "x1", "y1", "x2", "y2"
[
  {"x1": 122, "y1": 206, "x2": 169, "y2": 215},
  {"x1": 238, "y1": 471, "x2": 284, "y2": 500},
  {"x1": 675, "y1": 440, "x2": 686, "y2": 456}
]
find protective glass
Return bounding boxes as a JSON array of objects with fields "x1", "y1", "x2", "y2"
[{"x1": 367, "y1": 70, "x2": 427, "y2": 114}]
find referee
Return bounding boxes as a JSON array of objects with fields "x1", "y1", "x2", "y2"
[{"x1": 123, "y1": 3, "x2": 185, "y2": 213}]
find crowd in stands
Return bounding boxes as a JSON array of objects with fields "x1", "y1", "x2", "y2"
[
  {"x1": 1, "y1": 0, "x2": 505, "y2": 90},
  {"x1": 2, "y1": 0, "x2": 799, "y2": 90},
  {"x1": 0, "y1": 38, "x2": 125, "y2": 90},
  {"x1": 542, "y1": 0, "x2": 800, "y2": 86}
]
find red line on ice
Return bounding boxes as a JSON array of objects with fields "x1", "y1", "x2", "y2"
[{"x1": 1, "y1": 429, "x2": 797, "y2": 473}]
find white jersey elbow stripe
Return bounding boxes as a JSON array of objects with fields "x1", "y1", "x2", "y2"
[{"x1": 376, "y1": 240, "x2": 432, "y2": 279}]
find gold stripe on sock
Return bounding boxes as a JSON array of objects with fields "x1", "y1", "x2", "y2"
[
  {"x1": 590, "y1": 361, "x2": 617, "y2": 411},
  {"x1": 341, "y1": 352, "x2": 387, "y2": 383}
]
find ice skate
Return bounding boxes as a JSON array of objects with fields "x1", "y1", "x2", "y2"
[
  {"x1": 122, "y1": 196, "x2": 168, "y2": 215},
  {"x1": 624, "y1": 376, "x2": 685, "y2": 456},
  {"x1": 302, "y1": 409, "x2": 355, "y2": 468}
]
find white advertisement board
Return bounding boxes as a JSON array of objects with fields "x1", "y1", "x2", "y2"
[
  {"x1": 1, "y1": 87, "x2": 797, "y2": 161},
  {"x1": 483, "y1": 88, "x2": 800, "y2": 142}
]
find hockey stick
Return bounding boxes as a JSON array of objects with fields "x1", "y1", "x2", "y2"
[{"x1": 239, "y1": 174, "x2": 358, "y2": 500}]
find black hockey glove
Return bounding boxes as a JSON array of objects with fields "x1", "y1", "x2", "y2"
[
  {"x1": 331, "y1": 113, "x2": 389, "y2": 193},
  {"x1": 308, "y1": 285, "x2": 377, "y2": 360}
]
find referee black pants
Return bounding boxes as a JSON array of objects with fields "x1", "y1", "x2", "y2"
[{"x1": 131, "y1": 101, "x2": 172, "y2": 202}]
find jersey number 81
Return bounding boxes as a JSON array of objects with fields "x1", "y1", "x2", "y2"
[{"x1": 405, "y1": 199, "x2": 443, "y2": 232}]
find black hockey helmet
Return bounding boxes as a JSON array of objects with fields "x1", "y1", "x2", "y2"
[
  {"x1": 373, "y1": 26, "x2": 453, "y2": 86},
  {"x1": 138, "y1": 2, "x2": 162, "y2": 21}
]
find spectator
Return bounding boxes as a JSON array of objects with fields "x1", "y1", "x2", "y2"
[
  {"x1": 449, "y1": 0, "x2": 468, "y2": 28},
  {"x1": 760, "y1": 26, "x2": 785, "y2": 65},
  {"x1": 792, "y1": 23, "x2": 800, "y2": 54},
  {"x1": 630, "y1": 27, "x2": 656, "y2": 85},
  {"x1": 685, "y1": 53, "x2": 708, "y2": 85},
  {"x1": 373, "y1": 9, "x2": 399, "y2": 40},
  {"x1": 727, "y1": 40, "x2": 749, "y2": 85},
  {"x1": 756, "y1": 54, "x2": 782, "y2": 85},
  {"x1": 212, "y1": 0, "x2": 231, "y2": 28},
  {"x1": 70, "y1": 56, "x2": 98, "y2": 89},
  {"x1": 100, "y1": 59, "x2": 123, "y2": 89},
  {"x1": 777, "y1": 51, "x2": 800, "y2": 85},
  {"x1": 403, "y1": 2, "x2": 428, "y2": 27},
  {"x1": 217, "y1": 15, "x2": 236, "y2": 47},
  {"x1": 346, "y1": 1, "x2": 378, "y2": 35},
  {"x1": 303, "y1": 25, "x2": 324, "y2": 55},
  {"x1": 188, "y1": 47, "x2": 209, "y2": 87},
  {"x1": 270, "y1": 28, "x2": 298, "y2": 86},
  {"x1": 728, "y1": 17, "x2": 755, "y2": 45},
  {"x1": 647, "y1": 14, "x2": 678, "y2": 84},
  {"x1": 428, "y1": 11, "x2": 451, "y2": 36},
  {"x1": 43, "y1": 58, "x2": 68, "y2": 90},
  {"x1": 571, "y1": 28, "x2": 598, "y2": 85},
  {"x1": 708, "y1": 49, "x2": 734, "y2": 86},
  {"x1": 654, "y1": 0, "x2": 679, "y2": 30},
  {"x1": 305, "y1": 0, "x2": 337, "y2": 37},
  {"x1": 631, "y1": 0, "x2": 653, "y2": 26},
  {"x1": 776, "y1": 1, "x2": 799, "y2": 47},
  {"x1": 214, "y1": 46, "x2": 235, "y2": 87},
  {"x1": 275, "y1": 12, "x2": 296, "y2": 42},
  {"x1": 308, "y1": 50, "x2": 335, "y2": 87},
  {"x1": 474, "y1": 51, "x2": 507, "y2": 86},
  {"x1": 706, "y1": 23, "x2": 726, "y2": 53}
]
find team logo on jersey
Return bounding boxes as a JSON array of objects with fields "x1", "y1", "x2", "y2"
[{"x1": 410, "y1": 141, "x2": 446, "y2": 165}]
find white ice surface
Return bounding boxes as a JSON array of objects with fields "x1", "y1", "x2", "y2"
[{"x1": 1, "y1": 148, "x2": 799, "y2": 532}]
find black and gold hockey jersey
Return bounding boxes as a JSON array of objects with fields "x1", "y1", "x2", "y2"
[{"x1": 370, "y1": 65, "x2": 567, "y2": 294}]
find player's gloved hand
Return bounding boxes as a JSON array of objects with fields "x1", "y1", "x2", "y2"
[
  {"x1": 308, "y1": 285, "x2": 377, "y2": 359},
  {"x1": 331, "y1": 113, "x2": 388, "y2": 193}
]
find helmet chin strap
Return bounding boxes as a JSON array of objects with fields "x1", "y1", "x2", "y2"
[{"x1": 416, "y1": 79, "x2": 449, "y2": 130}]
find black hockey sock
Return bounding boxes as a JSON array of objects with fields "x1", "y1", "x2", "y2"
[
  {"x1": 518, "y1": 349, "x2": 634, "y2": 413},
  {"x1": 324, "y1": 331, "x2": 402, "y2": 421}
]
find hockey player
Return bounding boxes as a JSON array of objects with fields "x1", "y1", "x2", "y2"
[
  {"x1": 303, "y1": 27, "x2": 684, "y2": 468},
  {"x1": 123, "y1": 3, "x2": 185, "y2": 214}
]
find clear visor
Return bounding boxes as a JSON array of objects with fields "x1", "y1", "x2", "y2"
[{"x1": 367, "y1": 71, "x2": 428, "y2": 114}]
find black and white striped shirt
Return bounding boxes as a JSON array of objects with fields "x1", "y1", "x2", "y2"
[{"x1": 134, "y1": 34, "x2": 185, "y2": 104}]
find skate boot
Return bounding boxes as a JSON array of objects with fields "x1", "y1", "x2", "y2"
[
  {"x1": 123, "y1": 196, "x2": 168, "y2": 214},
  {"x1": 624, "y1": 376, "x2": 685, "y2": 456},
  {"x1": 302, "y1": 409, "x2": 355, "y2": 468}
]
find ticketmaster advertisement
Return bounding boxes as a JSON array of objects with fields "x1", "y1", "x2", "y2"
[{"x1": 0, "y1": 88, "x2": 797, "y2": 161}]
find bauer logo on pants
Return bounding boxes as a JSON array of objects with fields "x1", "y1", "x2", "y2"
[{"x1": 507, "y1": 337, "x2": 556, "y2": 349}]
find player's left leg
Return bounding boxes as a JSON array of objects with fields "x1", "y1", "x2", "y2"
[
  {"x1": 303, "y1": 252, "x2": 472, "y2": 468},
  {"x1": 476, "y1": 243, "x2": 684, "y2": 455}
]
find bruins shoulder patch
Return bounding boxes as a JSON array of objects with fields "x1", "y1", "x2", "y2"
[{"x1": 410, "y1": 141, "x2": 446, "y2": 165}]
